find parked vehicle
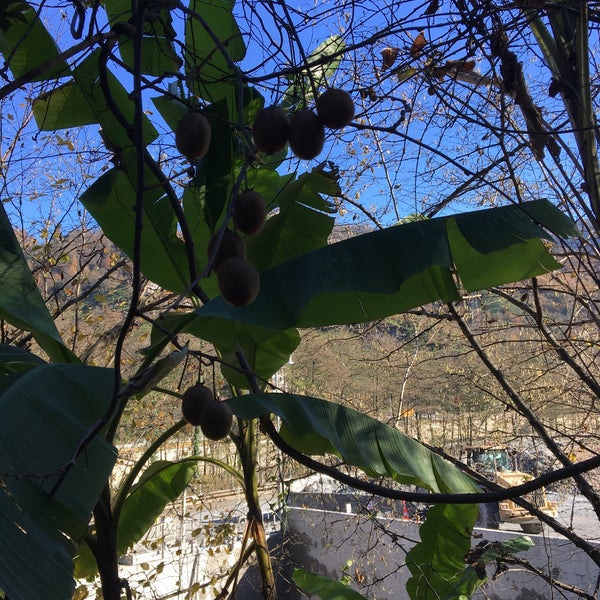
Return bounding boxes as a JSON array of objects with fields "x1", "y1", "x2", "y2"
[{"x1": 464, "y1": 445, "x2": 557, "y2": 534}]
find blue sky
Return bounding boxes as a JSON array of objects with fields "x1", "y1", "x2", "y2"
[{"x1": 0, "y1": 0, "x2": 573, "y2": 238}]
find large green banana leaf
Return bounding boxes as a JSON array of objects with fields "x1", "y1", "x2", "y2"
[
  {"x1": 75, "y1": 459, "x2": 196, "y2": 579},
  {"x1": 0, "y1": 364, "x2": 117, "y2": 600},
  {"x1": 32, "y1": 81, "x2": 98, "y2": 130},
  {"x1": 226, "y1": 394, "x2": 531, "y2": 600},
  {"x1": 0, "y1": 491, "x2": 75, "y2": 600},
  {"x1": 73, "y1": 51, "x2": 158, "y2": 150},
  {"x1": 228, "y1": 393, "x2": 479, "y2": 494},
  {"x1": 146, "y1": 200, "x2": 576, "y2": 390},
  {"x1": 75, "y1": 455, "x2": 245, "y2": 579},
  {"x1": 245, "y1": 164, "x2": 338, "y2": 271},
  {"x1": 196, "y1": 200, "x2": 577, "y2": 330},
  {"x1": 79, "y1": 152, "x2": 193, "y2": 294},
  {"x1": 406, "y1": 504, "x2": 478, "y2": 600},
  {"x1": 103, "y1": 0, "x2": 181, "y2": 76},
  {"x1": 184, "y1": 0, "x2": 246, "y2": 107},
  {"x1": 144, "y1": 311, "x2": 301, "y2": 391},
  {"x1": 0, "y1": 0, "x2": 68, "y2": 80},
  {"x1": 281, "y1": 35, "x2": 346, "y2": 110},
  {"x1": 406, "y1": 508, "x2": 534, "y2": 600},
  {"x1": 0, "y1": 344, "x2": 46, "y2": 374}
]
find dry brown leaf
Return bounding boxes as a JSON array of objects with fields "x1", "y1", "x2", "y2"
[
  {"x1": 410, "y1": 31, "x2": 427, "y2": 58},
  {"x1": 461, "y1": 60, "x2": 476, "y2": 73}
]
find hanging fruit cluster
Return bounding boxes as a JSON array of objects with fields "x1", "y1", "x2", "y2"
[
  {"x1": 173, "y1": 90, "x2": 354, "y2": 308},
  {"x1": 181, "y1": 384, "x2": 233, "y2": 441},
  {"x1": 212, "y1": 188, "x2": 267, "y2": 306},
  {"x1": 175, "y1": 111, "x2": 266, "y2": 307},
  {"x1": 207, "y1": 224, "x2": 261, "y2": 307},
  {"x1": 252, "y1": 88, "x2": 355, "y2": 161}
]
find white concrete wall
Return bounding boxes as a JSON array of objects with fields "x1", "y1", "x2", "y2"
[{"x1": 285, "y1": 507, "x2": 600, "y2": 599}]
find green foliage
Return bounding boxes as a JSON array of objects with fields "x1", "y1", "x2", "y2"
[
  {"x1": 0, "y1": 363, "x2": 117, "y2": 599},
  {"x1": 196, "y1": 200, "x2": 575, "y2": 330},
  {"x1": 0, "y1": 491, "x2": 75, "y2": 600},
  {"x1": 407, "y1": 516, "x2": 534, "y2": 600},
  {"x1": 292, "y1": 568, "x2": 368, "y2": 599},
  {"x1": 75, "y1": 455, "x2": 245, "y2": 579},
  {"x1": 80, "y1": 162, "x2": 193, "y2": 294},
  {"x1": 527, "y1": 3, "x2": 600, "y2": 219},
  {"x1": 117, "y1": 460, "x2": 196, "y2": 551},
  {"x1": 75, "y1": 460, "x2": 196, "y2": 579},
  {"x1": 0, "y1": 344, "x2": 45, "y2": 374},
  {"x1": 191, "y1": 98, "x2": 239, "y2": 233},
  {"x1": 32, "y1": 82, "x2": 98, "y2": 131},
  {"x1": 0, "y1": 364, "x2": 116, "y2": 530},
  {"x1": 0, "y1": 203, "x2": 76, "y2": 363},
  {"x1": 121, "y1": 347, "x2": 189, "y2": 398},
  {"x1": 455, "y1": 536, "x2": 535, "y2": 594},
  {"x1": 406, "y1": 504, "x2": 478, "y2": 599},
  {"x1": 146, "y1": 312, "x2": 302, "y2": 390},
  {"x1": 245, "y1": 163, "x2": 338, "y2": 270},
  {"x1": 184, "y1": 0, "x2": 246, "y2": 106},
  {"x1": 74, "y1": 51, "x2": 159, "y2": 148},
  {"x1": 0, "y1": 0, "x2": 67, "y2": 79},
  {"x1": 282, "y1": 35, "x2": 346, "y2": 110},
  {"x1": 0, "y1": 1, "x2": 583, "y2": 599},
  {"x1": 228, "y1": 393, "x2": 479, "y2": 493},
  {"x1": 104, "y1": 0, "x2": 181, "y2": 76},
  {"x1": 218, "y1": 326, "x2": 301, "y2": 390}
]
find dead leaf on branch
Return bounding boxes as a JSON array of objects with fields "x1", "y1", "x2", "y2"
[
  {"x1": 359, "y1": 87, "x2": 377, "y2": 101},
  {"x1": 410, "y1": 31, "x2": 427, "y2": 58}
]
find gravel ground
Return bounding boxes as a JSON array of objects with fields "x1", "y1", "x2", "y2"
[
  {"x1": 494, "y1": 490, "x2": 600, "y2": 542},
  {"x1": 550, "y1": 491, "x2": 600, "y2": 542}
]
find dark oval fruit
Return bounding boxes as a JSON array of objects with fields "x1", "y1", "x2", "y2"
[
  {"x1": 217, "y1": 256, "x2": 260, "y2": 306},
  {"x1": 252, "y1": 106, "x2": 289, "y2": 154},
  {"x1": 181, "y1": 384, "x2": 214, "y2": 426},
  {"x1": 316, "y1": 88, "x2": 355, "y2": 129},
  {"x1": 234, "y1": 190, "x2": 267, "y2": 235},
  {"x1": 175, "y1": 112, "x2": 212, "y2": 160},
  {"x1": 200, "y1": 399, "x2": 233, "y2": 441},
  {"x1": 207, "y1": 229, "x2": 246, "y2": 273},
  {"x1": 288, "y1": 110, "x2": 325, "y2": 160}
]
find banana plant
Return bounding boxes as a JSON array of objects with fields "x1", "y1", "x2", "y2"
[{"x1": 0, "y1": 1, "x2": 581, "y2": 600}]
